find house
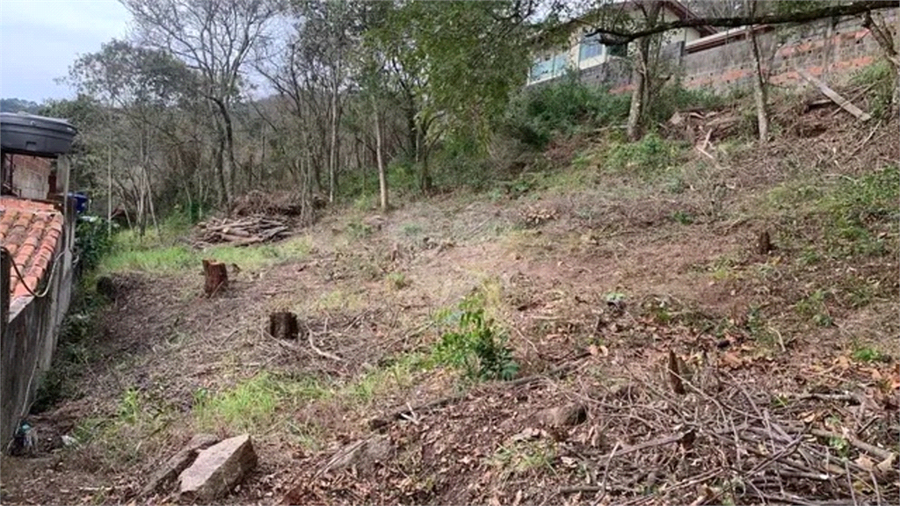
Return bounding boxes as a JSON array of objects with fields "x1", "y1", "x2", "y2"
[
  {"x1": 0, "y1": 114, "x2": 78, "y2": 448},
  {"x1": 527, "y1": 0, "x2": 716, "y2": 86}
]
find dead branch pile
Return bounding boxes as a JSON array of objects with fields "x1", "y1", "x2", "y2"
[
  {"x1": 231, "y1": 190, "x2": 325, "y2": 218},
  {"x1": 556, "y1": 366, "x2": 900, "y2": 506},
  {"x1": 194, "y1": 215, "x2": 290, "y2": 247},
  {"x1": 667, "y1": 108, "x2": 742, "y2": 145}
]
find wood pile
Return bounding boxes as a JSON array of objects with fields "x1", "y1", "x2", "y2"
[{"x1": 194, "y1": 215, "x2": 290, "y2": 247}]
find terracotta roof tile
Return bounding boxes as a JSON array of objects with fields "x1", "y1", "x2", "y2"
[{"x1": 0, "y1": 196, "x2": 64, "y2": 302}]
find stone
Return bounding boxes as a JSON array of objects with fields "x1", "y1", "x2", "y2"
[
  {"x1": 178, "y1": 434, "x2": 257, "y2": 502},
  {"x1": 141, "y1": 434, "x2": 219, "y2": 498},
  {"x1": 534, "y1": 403, "x2": 588, "y2": 429},
  {"x1": 323, "y1": 435, "x2": 393, "y2": 473}
]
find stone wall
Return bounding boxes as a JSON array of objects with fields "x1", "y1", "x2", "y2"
[{"x1": 0, "y1": 203, "x2": 75, "y2": 447}]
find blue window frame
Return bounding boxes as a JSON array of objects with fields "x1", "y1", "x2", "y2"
[{"x1": 579, "y1": 33, "x2": 604, "y2": 61}]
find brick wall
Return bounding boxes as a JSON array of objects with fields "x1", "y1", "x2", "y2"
[
  {"x1": 532, "y1": 9, "x2": 897, "y2": 96},
  {"x1": 9, "y1": 155, "x2": 53, "y2": 200},
  {"x1": 681, "y1": 13, "x2": 895, "y2": 92}
]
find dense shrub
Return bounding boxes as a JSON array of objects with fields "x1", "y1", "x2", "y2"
[
  {"x1": 502, "y1": 75, "x2": 630, "y2": 149},
  {"x1": 75, "y1": 216, "x2": 115, "y2": 272},
  {"x1": 605, "y1": 132, "x2": 687, "y2": 176}
]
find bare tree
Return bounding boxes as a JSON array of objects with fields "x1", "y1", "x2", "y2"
[{"x1": 121, "y1": 0, "x2": 279, "y2": 206}]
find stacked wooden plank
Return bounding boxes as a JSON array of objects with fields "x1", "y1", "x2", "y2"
[{"x1": 195, "y1": 215, "x2": 290, "y2": 246}]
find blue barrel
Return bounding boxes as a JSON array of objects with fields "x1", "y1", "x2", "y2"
[{"x1": 68, "y1": 192, "x2": 88, "y2": 214}]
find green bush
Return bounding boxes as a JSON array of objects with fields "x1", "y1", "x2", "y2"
[
  {"x1": 648, "y1": 83, "x2": 725, "y2": 125},
  {"x1": 822, "y1": 165, "x2": 899, "y2": 257},
  {"x1": 433, "y1": 294, "x2": 518, "y2": 381},
  {"x1": 850, "y1": 61, "x2": 894, "y2": 120},
  {"x1": 75, "y1": 217, "x2": 115, "y2": 272},
  {"x1": 503, "y1": 76, "x2": 630, "y2": 149},
  {"x1": 605, "y1": 132, "x2": 686, "y2": 176}
]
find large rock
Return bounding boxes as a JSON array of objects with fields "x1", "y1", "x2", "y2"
[
  {"x1": 323, "y1": 435, "x2": 393, "y2": 473},
  {"x1": 141, "y1": 433, "x2": 219, "y2": 497},
  {"x1": 179, "y1": 434, "x2": 257, "y2": 502},
  {"x1": 534, "y1": 403, "x2": 588, "y2": 429}
]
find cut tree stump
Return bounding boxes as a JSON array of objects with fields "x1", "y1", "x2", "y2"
[
  {"x1": 757, "y1": 230, "x2": 773, "y2": 255},
  {"x1": 268, "y1": 312, "x2": 298, "y2": 340},
  {"x1": 202, "y1": 259, "x2": 228, "y2": 296}
]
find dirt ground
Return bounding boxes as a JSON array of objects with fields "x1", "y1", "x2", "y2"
[{"x1": 1, "y1": 99, "x2": 898, "y2": 506}]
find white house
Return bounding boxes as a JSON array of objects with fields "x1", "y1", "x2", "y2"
[{"x1": 528, "y1": 0, "x2": 716, "y2": 85}]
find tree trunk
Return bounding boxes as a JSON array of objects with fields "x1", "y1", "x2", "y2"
[
  {"x1": 750, "y1": 32, "x2": 769, "y2": 143},
  {"x1": 626, "y1": 54, "x2": 646, "y2": 141},
  {"x1": 329, "y1": 68, "x2": 341, "y2": 204},
  {"x1": 626, "y1": 2, "x2": 662, "y2": 142},
  {"x1": 268, "y1": 311, "x2": 298, "y2": 340},
  {"x1": 374, "y1": 100, "x2": 388, "y2": 211},
  {"x1": 202, "y1": 259, "x2": 228, "y2": 297},
  {"x1": 747, "y1": 1, "x2": 770, "y2": 144}
]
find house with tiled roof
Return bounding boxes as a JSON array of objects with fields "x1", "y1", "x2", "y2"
[{"x1": 0, "y1": 113, "x2": 79, "y2": 447}]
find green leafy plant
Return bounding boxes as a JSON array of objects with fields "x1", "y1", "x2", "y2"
[
  {"x1": 75, "y1": 217, "x2": 116, "y2": 271},
  {"x1": 605, "y1": 133, "x2": 685, "y2": 176},
  {"x1": 433, "y1": 294, "x2": 518, "y2": 381}
]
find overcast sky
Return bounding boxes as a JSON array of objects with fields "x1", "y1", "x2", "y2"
[{"x1": 0, "y1": 0, "x2": 132, "y2": 103}]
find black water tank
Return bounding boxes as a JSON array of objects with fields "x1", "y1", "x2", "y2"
[{"x1": 0, "y1": 112, "x2": 77, "y2": 157}]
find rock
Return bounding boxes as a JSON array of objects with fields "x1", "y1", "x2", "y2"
[
  {"x1": 178, "y1": 434, "x2": 256, "y2": 502},
  {"x1": 534, "y1": 403, "x2": 588, "y2": 429},
  {"x1": 141, "y1": 434, "x2": 219, "y2": 498},
  {"x1": 323, "y1": 435, "x2": 393, "y2": 473}
]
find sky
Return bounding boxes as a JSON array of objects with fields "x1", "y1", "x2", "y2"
[{"x1": 0, "y1": 0, "x2": 132, "y2": 103}]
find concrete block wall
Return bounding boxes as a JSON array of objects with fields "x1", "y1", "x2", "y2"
[
  {"x1": 682, "y1": 13, "x2": 896, "y2": 92},
  {"x1": 534, "y1": 9, "x2": 897, "y2": 97}
]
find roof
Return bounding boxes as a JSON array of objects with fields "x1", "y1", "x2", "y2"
[
  {"x1": 0, "y1": 196, "x2": 64, "y2": 301},
  {"x1": 542, "y1": 0, "x2": 716, "y2": 44}
]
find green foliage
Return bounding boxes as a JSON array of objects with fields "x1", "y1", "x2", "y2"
[
  {"x1": 795, "y1": 290, "x2": 834, "y2": 327},
  {"x1": 851, "y1": 342, "x2": 887, "y2": 363},
  {"x1": 0, "y1": 98, "x2": 41, "y2": 113},
  {"x1": 504, "y1": 77, "x2": 630, "y2": 149},
  {"x1": 433, "y1": 294, "x2": 518, "y2": 381},
  {"x1": 647, "y1": 83, "x2": 725, "y2": 125},
  {"x1": 849, "y1": 61, "x2": 894, "y2": 120},
  {"x1": 192, "y1": 372, "x2": 328, "y2": 433},
  {"x1": 75, "y1": 217, "x2": 116, "y2": 272},
  {"x1": 100, "y1": 228, "x2": 312, "y2": 274},
  {"x1": 822, "y1": 165, "x2": 898, "y2": 257},
  {"x1": 605, "y1": 132, "x2": 686, "y2": 176},
  {"x1": 32, "y1": 279, "x2": 107, "y2": 413}
]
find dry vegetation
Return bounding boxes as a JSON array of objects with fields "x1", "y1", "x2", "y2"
[{"x1": 1, "y1": 82, "x2": 898, "y2": 506}]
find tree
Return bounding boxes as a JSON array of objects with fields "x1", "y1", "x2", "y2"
[
  {"x1": 121, "y1": 0, "x2": 280, "y2": 206},
  {"x1": 64, "y1": 40, "x2": 209, "y2": 234},
  {"x1": 367, "y1": 0, "x2": 538, "y2": 192}
]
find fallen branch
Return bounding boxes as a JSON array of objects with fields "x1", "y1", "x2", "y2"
[{"x1": 797, "y1": 69, "x2": 872, "y2": 121}]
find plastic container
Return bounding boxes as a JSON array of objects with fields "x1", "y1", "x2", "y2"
[
  {"x1": 0, "y1": 112, "x2": 77, "y2": 157},
  {"x1": 68, "y1": 192, "x2": 88, "y2": 214}
]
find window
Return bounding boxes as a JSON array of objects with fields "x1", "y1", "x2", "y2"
[
  {"x1": 608, "y1": 42, "x2": 628, "y2": 58},
  {"x1": 551, "y1": 52, "x2": 568, "y2": 76},
  {"x1": 579, "y1": 33, "x2": 604, "y2": 62},
  {"x1": 530, "y1": 57, "x2": 553, "y2": 81}
]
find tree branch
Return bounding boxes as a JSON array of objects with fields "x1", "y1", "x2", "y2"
[{"x1": 582, "y1": 1, "x2": 898, "y2": 45}]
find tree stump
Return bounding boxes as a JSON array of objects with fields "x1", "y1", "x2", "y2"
[
  {"x1": 757, "y1": 230, "x2": 773, "y2": 255},
  {"x1": 203, "y1": 259, "x2": 228, "y2": 297},
  {"x1": 268, "y1": 312, "x2": 298, "y2": 340}
]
